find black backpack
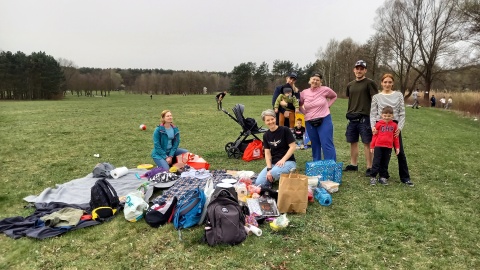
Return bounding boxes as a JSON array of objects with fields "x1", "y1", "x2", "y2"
[
  {"x1": 90, "y1": 178, "x2": 120, "y2": 221},
  {"x1": 203, "y1": 187, "x2": 247, "y2": 246}
]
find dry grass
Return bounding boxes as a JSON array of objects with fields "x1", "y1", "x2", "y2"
[{"x1": 409, "y1": 91, "x2": 480, "y2": 117}]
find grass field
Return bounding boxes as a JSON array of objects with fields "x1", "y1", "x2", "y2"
[{"x1": 0, "y1": 92, "x2": 479, "y2": 269}]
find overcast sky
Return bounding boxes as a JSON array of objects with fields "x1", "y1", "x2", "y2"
[{"x1": 1, "y1": 0, "x2": 386, "y2": 72}]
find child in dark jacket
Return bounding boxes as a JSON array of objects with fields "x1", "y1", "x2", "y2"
[{"x1": 369, "y1": 106, "x2": 400, "y2": 186}]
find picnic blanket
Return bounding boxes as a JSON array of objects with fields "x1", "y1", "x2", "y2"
[
  {"x1": 24, "y1": 168, "x2": 154, "y2": 205},
  {"x1": 152, "y1": 170, "x2": 235, "y2": 204}
]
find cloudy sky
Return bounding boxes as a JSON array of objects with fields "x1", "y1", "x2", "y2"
[{"x1": 1, "y1": 0, "x2": 386, "y2": 72}]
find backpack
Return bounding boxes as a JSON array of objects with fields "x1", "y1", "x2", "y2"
[
  {"x1": 89, "y1": 178, "x2": 120, "y2": 221},
  {"x1": 92, "y1": 162, "x2": 116, "y2": 178},
  {"x1": 204, "y1": 187, "x2": 247, "y2": 246},
  {"x1": 173, "y1": 187, "x2": 206, "y2": 231}
]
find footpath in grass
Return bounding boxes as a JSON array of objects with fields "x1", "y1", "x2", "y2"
[{"x1": 0, "y1": 93, "x2": 479, "y2": 269}]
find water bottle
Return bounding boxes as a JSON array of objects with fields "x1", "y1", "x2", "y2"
[{"x1": 314, "y1": 187, "x2": 332, "y2": 206}]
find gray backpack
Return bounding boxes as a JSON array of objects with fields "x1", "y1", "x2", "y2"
[
  {"x1": 203, "y1": 187, "x2": 247, "y2": 246},
  {"x1": 92, "y1": 162, "x2": 115, "y2": 178}
]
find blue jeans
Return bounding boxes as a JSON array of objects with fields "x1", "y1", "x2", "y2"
[
  {"x1": 153, "y1": 148, "x2": 189, "y2": 170},
  {"x1": 255, "y1": 161, "x2": 297, "y2": 188},
  {"x1": 306, "y1": 114, "x2": 336, "y2": 161}
]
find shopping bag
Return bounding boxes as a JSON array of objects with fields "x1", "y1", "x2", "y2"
[
  {"x1": 124, "y1": 190, "x2": 149, "y2": 222},
  {"x1": 242, "y1": 140, "x2": 264, "y2": 162},
  {"x1": 277, "y1": 172, "x2": 308, "y2": 214},
  {"x1": 198, "y1": 178, "x2": 215, "y2": 225},
  {"x1": 305, "y1": 160, "x2": 343, "y2": 184}
]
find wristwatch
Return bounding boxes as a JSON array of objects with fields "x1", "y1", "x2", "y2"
[{"x1": 267, "y1": 168, "x2": 272, "y2": 171}]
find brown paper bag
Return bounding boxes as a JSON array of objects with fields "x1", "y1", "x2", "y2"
[{"x1": 277, "y1": 172, "x2": 308, "y2": 214}]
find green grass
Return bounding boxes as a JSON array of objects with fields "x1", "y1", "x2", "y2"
[{"x1": 0, "y1": 92, "x2": 479, "y2": 269}]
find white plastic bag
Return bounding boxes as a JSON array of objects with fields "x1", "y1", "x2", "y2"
[
  {"x1": 124, "y1": 190, "x2": 148, "y2": 222},
  {"x1": 198, "y1": 178, "x2": 215, "y2": 225}
]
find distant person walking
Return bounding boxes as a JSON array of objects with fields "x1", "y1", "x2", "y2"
[
  {"x1": 430, "y1": 95, "x2": 436, "y2": 107},
  {"x1": 344, "y1": 60, "x2": 379, "y2": 175},
  {"x1": 440, "y1": 96, "x2": 446, "y2": 108},
  {"x1": 150, "y1": 94, "x2": 153, "y2": 100},
  {"x1": 215, "y1": 90, "x2": 227, "y2": 110},
  {"x1": 272, "y1": 72, "x2": 300, "y2": 126},
  {"x1": 370, "y1": 73, "x2": 414, "y2": 187},
  {"x1": 412, "y1": 89, "x2": 419, "y2": 109},
  {"x1": 445, "y1": 96, "x2": 453, "y2": 110}
]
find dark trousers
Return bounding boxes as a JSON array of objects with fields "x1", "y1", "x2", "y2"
[
  {"x1": 370, "y1": 147, "x2": 392, "y2": 178},
  {"x1": 397, "y1": 132, "x2": 411, "y2": 182}
]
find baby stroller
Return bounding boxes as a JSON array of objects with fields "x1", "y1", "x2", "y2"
[{"x1": 221, "y1": 104, "x2": 267, "y2": 159}]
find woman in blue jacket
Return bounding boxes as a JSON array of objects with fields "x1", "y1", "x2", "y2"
[{"x1": 151, "y1": 110, "x2": 188, "y2": 170}]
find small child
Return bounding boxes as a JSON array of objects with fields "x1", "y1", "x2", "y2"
[
  {"x1": 274, "y1": 88, "x2": 299, "y2": 128},
  {"x1": 293, "y1": 118, "x2": 306, "y2": 149},
  {"x1": 369, "y1": 106, "x2": 400, "y2": 186}
]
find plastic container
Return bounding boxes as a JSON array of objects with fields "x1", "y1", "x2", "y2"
[{"x1": 314, "y1": 187, "x2": 332, "y2": 206}]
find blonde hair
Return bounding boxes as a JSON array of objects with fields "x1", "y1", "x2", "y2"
[
  {"x1": 160, "y1": 110, "x2": 171, "y2": 124},
  {"x1": 261, "y1": 109, "x2": 276, "y2": 121}
]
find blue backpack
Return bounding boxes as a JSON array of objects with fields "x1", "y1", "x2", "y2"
[{"x1": 173, "y1": 187, "x2": 206, "y2": 231}]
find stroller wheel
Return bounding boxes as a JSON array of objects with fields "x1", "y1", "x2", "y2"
[
  {"x1": 225, "y1": 142, "x2": 234, "y2": 152},
  {"x1": 227, "y1": 147, "x2": 242, "y2": 159}
]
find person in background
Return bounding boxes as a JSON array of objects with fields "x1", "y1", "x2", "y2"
[
  {"x1": 299, "y1": 73, "x2": 337, "y2": 161},
  {"x1": 254, "y1": 109, "x2": 297, "y2": 188},
  {"x1": 412, "y1": 89, "x2": 419, "y2": 109},
  {"x1": 272, "y1": 72, "x2": 300, "y2": 126},
  {"x1": 293, "y1": 118, "x2": 306, "y2": 149},
  {"x1": 446, "y1": 96, "x2": 453, "y2": 109},
  {"x1": 369, "y1": 106, "x2": 400, "y2": 186},
  {"x1": 216, "y1": 90, "x2": 227, "y2": 110},
  {"x1": 440, "y1": 96, "x2": 446, "y2": 108},
  {"x1": 151, "y1": 110, "x2": 188, "y2": 170},
  {"x1": 430, "y1": 95, "x2": 436, "y2": 107},
  {"x1": 370, "y1": 73, "x2": 414, "y2": 187},
  {"x1": 274, "y1": 87, "x2": 300, "y2": 128},
  {"x1": 344, "y1": 60, "x2": 379, "y2": 175}
]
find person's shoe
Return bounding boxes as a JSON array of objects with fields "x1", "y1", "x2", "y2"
[
  {"x1": 402, "y1": 180, "x2": 414, "y2": 187},
  {"x1": 344, "y1": 165, "x2": 358, "y2": 171},
  {"x1": 365, "y1": 168, "x2": 372, "y2": 177},
  {"x1": 370, "y1": 177, "x2": 377, "y2": 185},
  {"x1": 378, "y1": 178, "x2": 388, "y2": 185}
]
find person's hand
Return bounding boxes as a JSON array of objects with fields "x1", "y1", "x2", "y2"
[
  {"x1": 372, "y1": 127, "x2": 377, "y2": 135},
  {"x1": 280, "y1": 100, "x2": 288, "y2": 107},
  {"x1": 275, "y1": 159, "x2": 285, "y2": 167},
  {"x1": 295, "y1": 108, "x2": 299, "y2": 113},
  {"x1": 370, "y1": 148, "x2": 374, "y2": 153},
  {"x1": 266, "y1": 170, "x2": 273, "y2": 182},
  {"x1": 166, "y1": 157, "x2": 172, "y2": 165},
  {"x1": 395, "y1": 148, "x2": 400, "y2": 155},
  {"x1": 394, "y1": 129, "x2": 401, "y2": 137},
  {"x1": 284, "y1": 111, "x2": 290, "y2": 118},
  {"x1": 274, "y1": 108, "x2": 278, "y2": 113}
]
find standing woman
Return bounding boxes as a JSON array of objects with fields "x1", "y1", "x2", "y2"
[
  {"x1": 299, "y1": 73, "x2": 338, "y2": 161},
  {"x1": 254, "y1": 109, "x2": 297, "y2": 188},
  {"x1": 370, "y1": 74, "x2": 414, "y2": 186},
  {"x1": 151, "y1": 110, "x2": 189, "y2": 170}
]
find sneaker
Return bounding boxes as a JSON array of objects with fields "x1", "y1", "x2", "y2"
[
  {"x1": 402, "y1": 180, "x2": 414, "y2": 187},
  {"x1": 344, "y1": 165, "x2": 358, "y2": 171},
  {"x1": 378, "y1": 178, "x2": 388, "y2": 185},
  {"x1": 365, "y1": 168, "x2": 372, "y2": 177},
  {"x1": 370, "y1": 177, "x2": 377, "y2": 185}
]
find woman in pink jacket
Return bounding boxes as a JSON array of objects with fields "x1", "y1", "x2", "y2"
[{"x1": 299, "y1": 73, "x2": 338, "y2": 161}]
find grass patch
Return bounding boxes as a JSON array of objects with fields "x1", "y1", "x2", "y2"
[{"x1": 0, "y1": 93, "x2": 479, "y2": 269}]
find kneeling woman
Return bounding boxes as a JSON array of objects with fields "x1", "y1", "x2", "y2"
[
  {"x1": 151, "y1": 110, "x2": 188, "y2": 170},
  {"x1": 255, "y1": 109, "x2": 297, "y2": 188}
]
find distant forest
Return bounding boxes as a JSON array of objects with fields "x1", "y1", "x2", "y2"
[{"x1": 1, "y1": 0, "x2": 479, "y2": 100}]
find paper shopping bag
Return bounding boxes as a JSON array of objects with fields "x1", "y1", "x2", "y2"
[{"x1": 277, "y1": 172, "x2": 308, "y2": 214}]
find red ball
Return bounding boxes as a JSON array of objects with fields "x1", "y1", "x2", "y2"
[{"x1": 139, "y1": 124, "x2": 146, "y2": 130}]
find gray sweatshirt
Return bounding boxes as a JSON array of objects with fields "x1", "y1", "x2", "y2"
[{"x1": 370, "y1": 91, "x2": 406, "y2": 130}]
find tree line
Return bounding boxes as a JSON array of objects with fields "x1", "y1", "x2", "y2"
[{"x1": 1, "y1": 0, "x2": 478, "y2": 100}]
